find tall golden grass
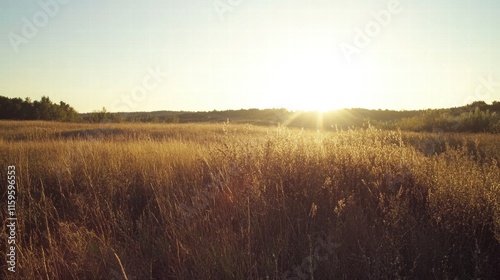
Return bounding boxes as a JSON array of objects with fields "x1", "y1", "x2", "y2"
[{"x1": 0, "y1": 121, "x2": 499, "y2": 279}]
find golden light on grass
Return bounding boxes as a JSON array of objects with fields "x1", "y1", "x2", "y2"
[{"x1": 0, "y1": 121, "x2": 499, "y2": 279}]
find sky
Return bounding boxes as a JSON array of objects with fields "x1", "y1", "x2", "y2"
[{"x1": 1, "y1": 0, "x2": 499, "y2": 113}]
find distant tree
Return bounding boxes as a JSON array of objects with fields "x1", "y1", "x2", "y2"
[
  {"x1": 21, "y1": 97, "x2": 34, "y2": 119},
  {"x1": 458, "y1": 108, "x2": 497, "y2": 132},
  {"x1": 88, "y1": 107, "x2": 114, "y2": 123},
  {"x1": 58, "y1": 101, "x2": 80, "y2": 121},
  {"x1": 165, "y1": 115, "x2": 179, "y2": 123},
  {"x1": 468, "y1": 101, "x2": 487, "y2": 108},
  {"x1": 32, "y1": 96, "x2": 58, "y2": 120}
]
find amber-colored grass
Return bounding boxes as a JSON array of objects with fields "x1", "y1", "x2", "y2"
[{"x1": 0, "y1": 121, "x2": 499, "y2": 279}]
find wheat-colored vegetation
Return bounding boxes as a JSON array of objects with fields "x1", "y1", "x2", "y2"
[{"x1": 0, "y1": 120, "x2": 499, "y2": 279}]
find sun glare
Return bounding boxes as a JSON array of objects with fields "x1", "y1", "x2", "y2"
[{"x1": 261, "y1": 49, "x2": 371, "y2": 112}]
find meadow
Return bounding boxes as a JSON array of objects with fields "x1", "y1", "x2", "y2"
[{"x1": 0, "y1": 120, "x2": 499, "y2": 279}]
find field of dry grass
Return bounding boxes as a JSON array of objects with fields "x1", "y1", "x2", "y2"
[{"x1": 0, "y1": 120, "x2": 499, "y2": 279}]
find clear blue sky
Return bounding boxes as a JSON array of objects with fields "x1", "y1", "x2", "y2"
[{"x1": 1, "y1": 0, "x2": 499, "y2": 112}]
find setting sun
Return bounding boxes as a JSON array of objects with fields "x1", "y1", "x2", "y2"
[{"x1": 260, "y1": 47, "x2": 374, "y2": 112}]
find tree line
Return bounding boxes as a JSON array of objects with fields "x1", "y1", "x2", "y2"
[
  {"x1": 0, "y1": 96, "x2": 79, "y2": 121},
  {"x1": 382, "y1": 101, "x2": 500, "y2": 133},
  {"x1": 1, "y1": 95, "x2": 499, "y2": 133}
]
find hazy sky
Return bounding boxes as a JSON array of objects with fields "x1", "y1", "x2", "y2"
[{"x1": 1, "y1": 0, "x2": 499, "y2": 112}]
